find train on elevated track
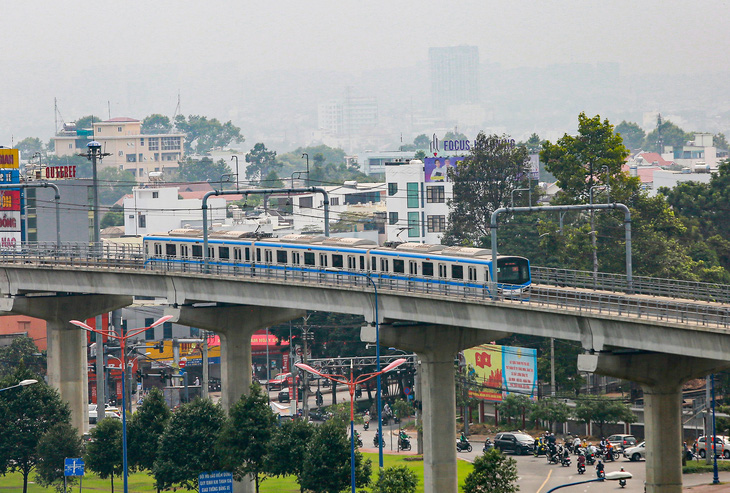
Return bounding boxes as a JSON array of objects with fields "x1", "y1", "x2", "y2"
[{"x1": 142, "y1": 229, "x2": 531, "y2": 297}]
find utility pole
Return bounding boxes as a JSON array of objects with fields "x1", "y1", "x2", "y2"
[
  {"x1": 202, "y1": 331, "x2": 209, "y2": 400},
  {"x1": 301, "y1": 315, "x2": 311, "y2": 421}
]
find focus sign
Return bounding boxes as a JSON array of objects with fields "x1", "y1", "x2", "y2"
[
  {"x1": 64, "y1": 458, "x2": 85, "y2": 477},
  {"x1": 199, "y1": 471, "x2": 233, "y2": 493}
]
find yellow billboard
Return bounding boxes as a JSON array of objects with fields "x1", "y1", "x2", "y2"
[
  {"x1": 0, "y1": 149, "x2": 19, "y2": 169},
  {"x1": 463, "y1": 344, "x2": 503, "y2": 402}
]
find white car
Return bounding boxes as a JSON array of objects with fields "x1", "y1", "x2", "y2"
[
  {"x1": 623, "y1": 442, "x2": 645, "y2": 461},
  {"x1": 89, "y1": 404, "x2": 121, "y2": 424},
  {"x1": 88, "y1": 404, "x2": 98, "y2": 424}
]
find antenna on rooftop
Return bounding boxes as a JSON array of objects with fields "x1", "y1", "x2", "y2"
[{"x1": 172, "y1": 91, "x2": 181, "y2": 123}]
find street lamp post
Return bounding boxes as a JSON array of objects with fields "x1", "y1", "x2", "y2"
[
  {"x1": 70, "y1": 315, "x2": 172, "y2": 493},
  {"x1": 295, "y1": 358, "x2": 406, "y2": 493},
  {"x1": 0, "y1": 379, "x2": 38, "y2": 393}
]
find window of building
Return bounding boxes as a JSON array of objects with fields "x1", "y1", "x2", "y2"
[
  {"x1": 388, "y1": 183, "x2": 398, "y2": 196},
  {"x1": 427, "y1": 215, "x2": 446, "y2": 233},
  {"x1": 152, "y1": 191, "x2": 158, "y2": 198},
  {"x1": 145, "y1": 317, "x2": 154, "y2": 340},
  {"x1": 407, "y1": 183, "x2": 419, "y2": 208},
  {"x1": 190, "y1": 327, "x2": 200, "y2": 337},
  {"x1": 163, "y1": 322, "x2": 173, "y2": 339},
  {"x1": 68, "y1": 143, "x2": 73, "y2": 149},
  {"x1": 331, "y1": 197, "x2": 339, "y2": 206},
  {"x1": 138, "y1": 215, "x2": 146, "y2": 228},
  {"x1": 140, "y1": 138, "x2": 145, "y2": 145},
  {"x1": 117, "y1": 126, "x2": 122, "y2": 132},
  {"x1": 299, "y1": 196, "x2": 313, "y2": 209},
  {"x1": 148, "y1": 138, "x2": 159, "y2": 151},
  {"x1": 154, "y1": 153, "x2": 159, "y2": 161},
  {"x1": 426, "y1": 185, "x2": 445, "y2": 203},
  {"x1": 139, "y1": 153, "x2": 143, "y2": 161},
  {"x1": 161, "y1": 136, "x2": 181, "y2": 151},
  {"x1": 139, "y1": 168, "x2": 144, "y2": 176},
  {"x1": 126, "y1": 154, "x2": 137, "y2": 162},
  {"x1": 408, "y1": 212, "x2": 420, "y2": 237},
  {"x1": 98, "y1": 127, "x2": 103, "y2": 133},
  {"x1": 389, "y1": 212, "x2": 398, "y2": 225},
  {"x1": 118, "y1": 151, "x2": 123, "y2": 157}
]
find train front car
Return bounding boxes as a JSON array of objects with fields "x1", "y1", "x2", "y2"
[{"x1": 496, "y1": 256, "x2": 531, "y2": 299}]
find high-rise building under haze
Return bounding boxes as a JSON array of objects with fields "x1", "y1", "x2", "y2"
[{"x1": 429, "y1": 46, "x2": 480, "y2": 115}]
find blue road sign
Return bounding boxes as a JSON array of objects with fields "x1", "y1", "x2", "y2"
[
  {"x1": 199, "y1": 471, "x2": 233, "y2": 493},
  {"x1": 64, "y1": 458, "x2": 85, "y2": 477}
]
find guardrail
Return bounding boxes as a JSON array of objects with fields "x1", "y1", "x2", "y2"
[{"x1": 0, "y1": 242, "x2": 728, "y2": 329}]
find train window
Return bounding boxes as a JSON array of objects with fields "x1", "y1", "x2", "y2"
[
  {"x1": 166, "y1": 244, "x2": 176, "y2": 256},
  {"x1": 438, "y1": 264, "x2": 447, "y2": 278},
  {"x1": 393, "y1": 259, "x2": 404, "y2": 273},
  {"x1": 245, "y1": 248, "x2": 250, "y2": 261},
  {"x1": 208, "y1": 247, "x2": 215, "y2": 259},
  {"x1": 292, "y1": 252, "x2": 300, "y2": 265},
  {"x1": 256, "y1": 248, "x2": 261, "y2": 262},
  {"x1": 347, "y1": 256, "x2": 356, "y2": 269},
  {"x1": 234, "y1": 248, "x2": 242, "y2": 261},
  {"x1": 219, "y1": 247, "x2": 230, "y2": 260},
  {"x1": 304, "y1": 252, "x2": 315, "y2": 265},
  {"x1": 332, "y1": 254, "x2": 343, "y2": 268},
  {"x1": 409, "y1": 261, "x2": 417, "y2": 275},
  {"x1": 422, "y1": 262, "x2": 434, "y2": 277},
  {"x1": 360, "y1": 256, "x2": 365, "y2": 270},
  {"x1": 192, "y1": 245, "x2": 202, "y2": 258},
  {"x1": 276, "y1": 250, "x2": 287, "y2": 264},
  {"x1": 371, "y1": 257, "x2": 377, "y2": 271},
  {"x1": 154, "y1": 243, "x2": 162, "y2": 255},
  {"x1": 319, "y1": 254, "x2": 328, "y2": 267},
  {"x1": 485, "y1": 268, "x2": 491, "y2": 282},
  {"x1": 452, "y1": 265, "x2": 464, "y2": 279},
  {"x1": 468, "y1": 266, "x2": 477, "y2": 281},
  {"x1": 380, "y1": 258, "x2": 389, "y2": 271},
  {"x1": 181, "y1": 245, "x2": 189, "y2": 258},
  {"x1": 265, "y1": 250, "x2": 273, "y2": 263}
]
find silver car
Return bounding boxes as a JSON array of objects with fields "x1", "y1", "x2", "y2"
[{"x1": 623, "y1": 441, "x2": 645, "y2": 461}]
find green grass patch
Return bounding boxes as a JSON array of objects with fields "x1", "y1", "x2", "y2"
[{"x1": 683, "y1": 460, "x2": 730, "y2": 474}]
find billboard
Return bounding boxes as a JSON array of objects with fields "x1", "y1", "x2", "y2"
[
  {"x1": 424, "y1": 156, "x2": 465, "y2": 183},
  {"x1": 0, "y1": 149, "x2": 19, "y2": 169},
  {"x1": 462, "y1": 344, "x2": 538, "y2": 401}
]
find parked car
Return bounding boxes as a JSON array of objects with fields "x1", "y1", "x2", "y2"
[
  {"x1": 278, "y1": 390, "x2": 290, "y2": 403},
  {"x1": 88, "y1": 404, "x2": 98, "y2": 424},
  {"x1": 268, "y1": 373, "x2": 291, "y2": 391},
  {"x1": 494, "y1": 432, "x2": 535, "y2": 455},
  {"x1": 607, "y1": 434, "x2": 637, "y2": 451},
  {"x1": 623, "y1": 441, "x2": 646, "y2": 461},
  {"x1": 695, "y1": 436, "x2": 730, "y2": 459}
]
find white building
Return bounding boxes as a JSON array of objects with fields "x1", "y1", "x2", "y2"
[
  {"x1": 385, "y1": 159, "x2": 450, "y2": 244},
  {"x1": 356, "y1": 151, "x2": 416, "y2": 176},
  {"x1": 317, "y1": 96, "x2": 378, "y2": 136},
  {"x1": 662, "y1": 133, "x2": 718, "y2": 169},
  {"x1": 123, "y1": 186, "x2": 226, "y2": 236}
]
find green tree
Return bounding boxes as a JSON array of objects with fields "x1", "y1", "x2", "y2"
[
  {"x1": 0, "y1": 369, "x2": 70, "y2": 493},
  {"x1": 177, "y1": 157, "x2": 232, "y2": 183},
  {"x1": 413, "y1": 134, "x2": 430, "y2": 149},
  {"x1": 714, "y1": 133, "x2": 728, "y2": 151},
  {"x1": 614, "y1": 121, "x2": 646, "y2": 151},
  {"x1": 541, "y1": 113, "x2": 631, "y2": 204},
  {"x1": 141, "y1": 114, "x2": 173, "y2": 134},
  {"x1": 443, "y1": 132, "x2": 531, "y2": 246},
  {"x1": 373, "y1": 465, "x2": 418, "y2": 493},
  {"x1": 497, "y1": 394, "x2": 533, "y2": 427},
  {"x1": 153, "y1": 398, "x2": 225, "y2": 491},
  {"x1": 85, "y1": 418, "x2": 123, "y2": 493},
  {"x1": 265, "y1": 418, "x2": 315, "y2": 492},
  {"x1": 301, "y1": 420, "x2": 371, "y2": 493},
  {"x1": 528, "y1": 398, "x2": 570, "y2": 433},
  {"x1": 444, "y1": 130, "x2": 469, "y2": 142},
  {"x1": 0, "y1": 335, "x2": 45, "y2": 379},
  {"x1": 261, "y1": 170, "x2": 284, "y2": 188},
  {"x1": 414, "y1": 150, "x2": 427, "y2": 161},
  {"x1": 643, "y1": 115, "x2": 693, "y2": 153},
  {"x1": 463, "y1": 448, "x2": 519, "y2": 493},
  {"x1": 519, "y1": 133, "x2": 543, "y2": 153},
  {"x1": 127, "y1": 387, "x2": 171, "y2": 474},
  {"x1": 98, "y1": 167, "x2": 135, "y2": 206},
  {"x1": 574, "y1": 396, "x2": 635, "y2": 437},
  {"x1": 217, "y1": 384, "x2": 276, "y2": 492},
  {"x1": 174, "y1": 115, "x2": 244, "y2": 155},
  {"x1": 35, "y1": 422, "x2": 83, "y2": 492},
  {"x1": 75, "y1": 115, "x2": 100, "y2": 130},
  {"x1": 101, "y1": 206, "x2": 125, "y2": 229},
  {"x1": 245, "y1": 143, "x2": 282, "y2": 183},
  {"x1": 14, "y1": 137, "x2": 43, "y2": 160}
]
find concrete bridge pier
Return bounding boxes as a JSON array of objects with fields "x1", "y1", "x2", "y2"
[
  {"x1": 579, "y1": 352, "x2": 730, "y2": 493},
  {"x1": 363, "y1": 323, "x2": 508, "y2": 493},
  {"x1": 0, "y1": 294, "x2": 132, "y2": 434}
]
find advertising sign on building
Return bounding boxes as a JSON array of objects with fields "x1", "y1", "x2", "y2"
[
  {"x1": 462, "y1": 344, "x2": 538, "y2": 402},
  {"x1": 424, "y1": 156, "x2": 465, "y2": 183},
  {"x1": 0, "y1": 149, "x2": 19, "y2": 169}
]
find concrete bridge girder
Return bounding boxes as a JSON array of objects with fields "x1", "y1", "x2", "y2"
[
  {"x1": 579, "y1": 352, "x2": 730, "y2": 493},
  {"x1": 0, "y1": 294, "x2": 133, "y2": 434},
  {"x1": 363, "y1": 324, "x2": 509, "y2": 493}
]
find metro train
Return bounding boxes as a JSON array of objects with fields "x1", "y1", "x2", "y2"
[{"x1": 142, "y1": 229, "x2": 531, "y2": 297}]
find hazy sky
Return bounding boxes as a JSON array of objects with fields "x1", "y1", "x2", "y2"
[
  {"x1": 5, "y1": 0, "x2": 727, "y2": 73},
  {"x1": 2, "y1": 0, "x2": 729, "y2": 147}
]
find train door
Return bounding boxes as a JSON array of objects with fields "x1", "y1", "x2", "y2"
[{"x1": 347, "y1": 256, "x2": 357, "y2": 270}]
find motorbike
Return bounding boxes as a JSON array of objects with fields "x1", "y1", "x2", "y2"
[
  {"x1": 363, "y1": 421, "x2": 369, "y2": 430},
  {"x1": 534, "y1": 442, "x2": 547, "y2": 457},
  {"x1": 585, "y1": 452, "x2": 596, "y2": 465},
  {"x1": 619, "y1": 478, "x2": 627, "y2": 488},
  {"x1": 483, "y1": 438, "x2": 494, "y2": 453},
  {"x1": 577, "y1": 462, "x2": 586, "y2": 474},
  {"x1": 355, "y1": 436, "x2": 363, "y2": 448},
  {"x1": 456, "y1": 439, "x2": 473, "y2": 453},
  {"x1": 373, "y1": 434, "x2": 385, "y2": 447},
  {"x1": 399, "y1": 436, "x2": 412, "y2": 451},
  {"x1": 561, "y1": 454, "x2": 571, "y2": 467}
]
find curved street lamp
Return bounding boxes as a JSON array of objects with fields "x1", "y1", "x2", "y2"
[
  {"x1": 70, "y1": 315, "x2": 173, "y2": 493},
  {"x1": 0, "y1": 379, "x2": 38, "y2": 393},
  {"x1": 296, "y1": 358, "x2": 406, "y2": 493}
]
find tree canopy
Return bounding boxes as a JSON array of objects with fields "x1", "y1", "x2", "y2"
[
  {"x1": 14, "y1": 137, "x2": 44, "y2": 160},
  {"x1": 574, "y1": 396, "x2": 635, "y2": 437},
  {"x1": 85, "y1": 418, "x2": 123, "y2": 492},
  {"x1": 643, "y1": 115, "x2": 693, "y2": 153},
  {"x1": 98, "y1": 167, "x2": 135, "y2": 206},
  {"x1": 462, "y1": 448, "x2": 519, "y2": 493},
  {"x1": 174, "y1": 115, "x2": 244, "y2": 155},
  {"x1": 35, "y1": 422, "x2": 83, "y2": 491},
  {"x1": 0, "y1": 335, "x2": 45, "y2": 379},
  {"x1": 177, "y1": 157, "x2": 232, "y2": 183},
  {"x1": 245, "y1": 143, "x2": 281, "y2": 183},
  {"x1": 141, "y1": 114, "x2": 173, "y2": 134},
  {"x1": 127, "y1": 387, "x2": 171, "y2": 473},
  {"x1": 614, "y1": 121, "x2": 646, "y2": 151},
  {"x1": 443, "y1": 132, "x2": 532, "y2": 246}
]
